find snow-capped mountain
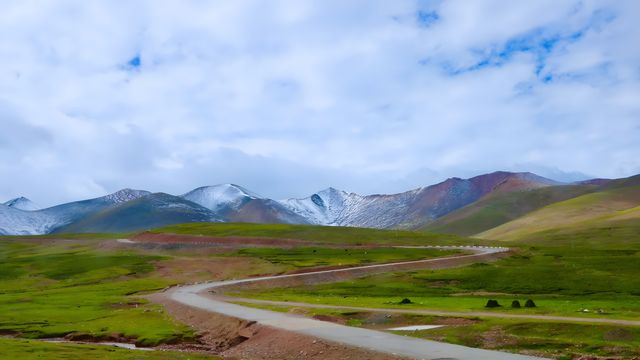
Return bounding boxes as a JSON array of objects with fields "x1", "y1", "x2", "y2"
[
  {"x1": 0, "y1": 189, "x2": 151, "y2": 235},
  {"x1": 55, "y1": 193, "x2": 222, "y2": 233},
  {"x1": 279, "y1": 172, "x2": 560, "y2": 229},
  {"x1": 181, "y1": 184, "x2": 310, "y2": 224},
  {"x1": 0, "y1": 171, "x2": 574, "y2": 235},
  {"x1": 3, "y1": 197, "x2": 39, "y2": 211},
  {"x1": 279, "y1": 187, "x2": 364, "y2": 225},
  {"x1": 181, "y1": 184, "x2": 260, "y2": 212}
]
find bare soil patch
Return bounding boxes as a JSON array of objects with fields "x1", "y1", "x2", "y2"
[
  {"x1": 433, "y1": 317, "x2": 480, "y2": 326},
  {"x1": 133, "y1": 232, "x2": 315, "y2": 248},
  {"x1": 479, "y1": 326, "x2": 519, "y2": 349},
  {"x1": 153, "y1": 257, "x2": 283, "y2": 283}
]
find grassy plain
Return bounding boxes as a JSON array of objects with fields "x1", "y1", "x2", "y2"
[
  {"x1": 228, "y1": 219, "x2": 640, "y2": 359},
  {"x1": 224, "y1": 246, "x2": 458, "y2": 268},
  {"x1": 3, "y1": 219, "x2": 639, "y2": 358},
  {"x1": 0, "y1": 239, "x2": 192, "y2": 345},
  {"x1": 0, "y1": 228, "x2": 462, "y2": 358},
  {"x1": 235, "y1": 302, "x2": 640, "y2": 359},
  {"x1": 235, "y1": 236, "x2": 640, "y2": 319},
  {"x1": 153, "y1": 222, "x2": 485, "y2": 246}
]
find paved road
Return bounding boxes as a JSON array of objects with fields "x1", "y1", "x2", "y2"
[{"x1": 169, "y1": 246, "x2": 546, "y2": 359}]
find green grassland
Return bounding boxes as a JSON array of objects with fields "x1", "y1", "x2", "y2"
[
  {"x1": 232, "y1": 302, "x2": 640, "y2": 358},
  {"x1": 0, "y1": 240, "x2": 192, "y2": 346},
  {"x1": 3, "y1": 216, "x2": 639, "y2": 359},
  {"x1": 217, "y1": 209, "x2": 640, "y2": 357},
  {"x1": 0, "y1": 338, "x2": 218, "y2": 360},
  {"x1": 408, "y1": 317, "x2": 640, "y2": 358},
  {"x1": 152, "y1": 222, "x2": 487, "y2": 246},
  {"x1": 235, "y1": 252, "x2": 640, "y2": 319},
  {"x1": 0, "y1": 230, "x2": 464, "y2": 358},
  {"x1": 420, "y1": 185, "x2": 595, "y2": 236},
  {"x1": 223, "y1": 247, "x2": 458, "y2": 268},
  {"x1": 233, "y1": 220, "x2": 640, "y2": 320}
]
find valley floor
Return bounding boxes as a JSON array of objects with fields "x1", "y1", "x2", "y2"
[{"x1": 1, "y1": 223, "x2": 639, "y2": 359}]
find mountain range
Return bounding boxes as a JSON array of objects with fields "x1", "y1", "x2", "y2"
[{"x1": 1, "y1": 171, "x2": 638, "y2": 236}]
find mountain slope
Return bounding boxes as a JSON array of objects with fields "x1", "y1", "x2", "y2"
[
  {"x1": 37, "y1": 189, "x2": 152, "y2": 231},
  {"x1": 54, "y1": 193, "x2": 221, "y2": 233},
  {"x1": 0, "y1": 189, "x2": 151, "y2": 235},
  {"x1": 280, "y1": 171, "x2": 559, "y2": 229},
  {"x1": 477, "y1": 181, "x2": 640, "y2": 241},
  {"x1": 0, "y1": 205, "x2": 57, "y2": 235},
  {"x1": 182, "y1": 184, "x2": 308, "y2": 224},
  {"x1": 3, "y1": 197, "x2": 39, "y2": 211},
  {"x1": 419, "y1": 184, "x2": 597, "y2": 236},
  {"x1": 226, "y1": 198, "x2": 312, "y2": 224}
]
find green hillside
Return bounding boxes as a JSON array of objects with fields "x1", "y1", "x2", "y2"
[
  {"x1": 478, "y1": 185, "x2": 640, "y2": 241},
  {"x1": 419, "y1": 185, "x2": 595, "y2": 236}
]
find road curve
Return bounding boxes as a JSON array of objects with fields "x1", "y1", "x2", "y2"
[{"x1": 168, "y1": 246, "x2": 545, "y2": 360}]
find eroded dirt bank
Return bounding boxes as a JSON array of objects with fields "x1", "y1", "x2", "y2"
[
  {"x1": 150, "y1": 293, "x2": 409, "y2": 360},
  {"x1": 133, "y1": 232, "x2": 317, "y2": 248}
]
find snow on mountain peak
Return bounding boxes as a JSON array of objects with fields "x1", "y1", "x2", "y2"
[
  {"x1": 0, "y1": 204, "x2": 57, "y2": 235},
  {"x1": 104, "y1": 189, "x2": 151, "y2": 203},
  {"x1": 181, "y1": 184, "x2": 261, "y2": 211},
  {"x1": 3, "y1": 197, "x2": 39, "y2": 211},
  {"x1": 278, "y1": 187, "x2": 362, "y2": 225}
]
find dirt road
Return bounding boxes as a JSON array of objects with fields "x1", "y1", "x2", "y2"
[{"x1": 168, "y1": 246, "x2": 546, "y2": 359}]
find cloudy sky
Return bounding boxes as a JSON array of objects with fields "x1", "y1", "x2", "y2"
[{"x1": 1, "y1": 0, "x2": 639, "y2": 206}]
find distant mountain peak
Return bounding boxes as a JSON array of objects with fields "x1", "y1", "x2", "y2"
[
  {"x1": 3, "y1": 197, "x2": 39, "y2": 211},
  {"x1": 318, "y1": 186, "x2": 342, "y2": 193},
  {"x1": 104, "y1": 189, "x2": 151, "y2": 203},
  {"x1": 181, "y1": 184, "x2": 261, "y2": 211}
]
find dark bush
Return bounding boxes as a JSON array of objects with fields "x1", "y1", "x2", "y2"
[
  {"x1": 524, "y1": 299, "x2": 536, "y2": 308},
  {"x1": 399, "y1": 298, "x2": 412, "y2": 304},
  {"x1": 511, "y1": 300, "x2": 521, "y2": 308},
  {"x1": 485, "y1": 299, "x2": 501, "y2": 308}
]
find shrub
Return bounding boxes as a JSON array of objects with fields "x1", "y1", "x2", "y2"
[
  {"x1": 524, "y1": 299, "x2": 536, "y2": 308},
  {"x1": 511, "y1": 300, "x2": 521, "y2": 308},
  {"x1": 485, "y1": 299, "x2": 501, "y2": 308}
]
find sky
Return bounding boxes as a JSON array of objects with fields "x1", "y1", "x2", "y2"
[{"x1": 1, "y1": 0, "x2": 639, "y2": 207}]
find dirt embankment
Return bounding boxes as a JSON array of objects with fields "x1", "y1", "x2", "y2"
[
  {"x1": 133, "y1": 232, "x2": 317, "y2": 248},
  {"x1": 150, "y1": 293, "x2": 409, "y2": 360}
]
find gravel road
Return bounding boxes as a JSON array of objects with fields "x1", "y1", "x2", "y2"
[{"x1": 169, "y1": 246, "x2": 546, "y2": 360}]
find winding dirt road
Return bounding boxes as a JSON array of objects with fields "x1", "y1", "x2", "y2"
[{"x1": 168, "y1": 246, "x2": 547, "y2": 360}]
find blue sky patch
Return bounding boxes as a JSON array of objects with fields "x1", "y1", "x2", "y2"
[
  {"x1": 127, "y1": 55, "x2": 141, "y2": 69},
  {"x1": 416, "y1": 10, "x2": 439, "y2": 28}
]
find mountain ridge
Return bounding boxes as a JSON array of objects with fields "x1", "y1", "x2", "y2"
[
  {"x1": 1, "y1": 171, "x2": 636, "y2": 235},
  {"x1": 3, "y1": 197, "x2": 39, "y2": 211}
]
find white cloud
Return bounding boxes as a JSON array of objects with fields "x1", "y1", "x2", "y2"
[{"x1": 0, "y1": 0, "x2": 638, "y2": 206}]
